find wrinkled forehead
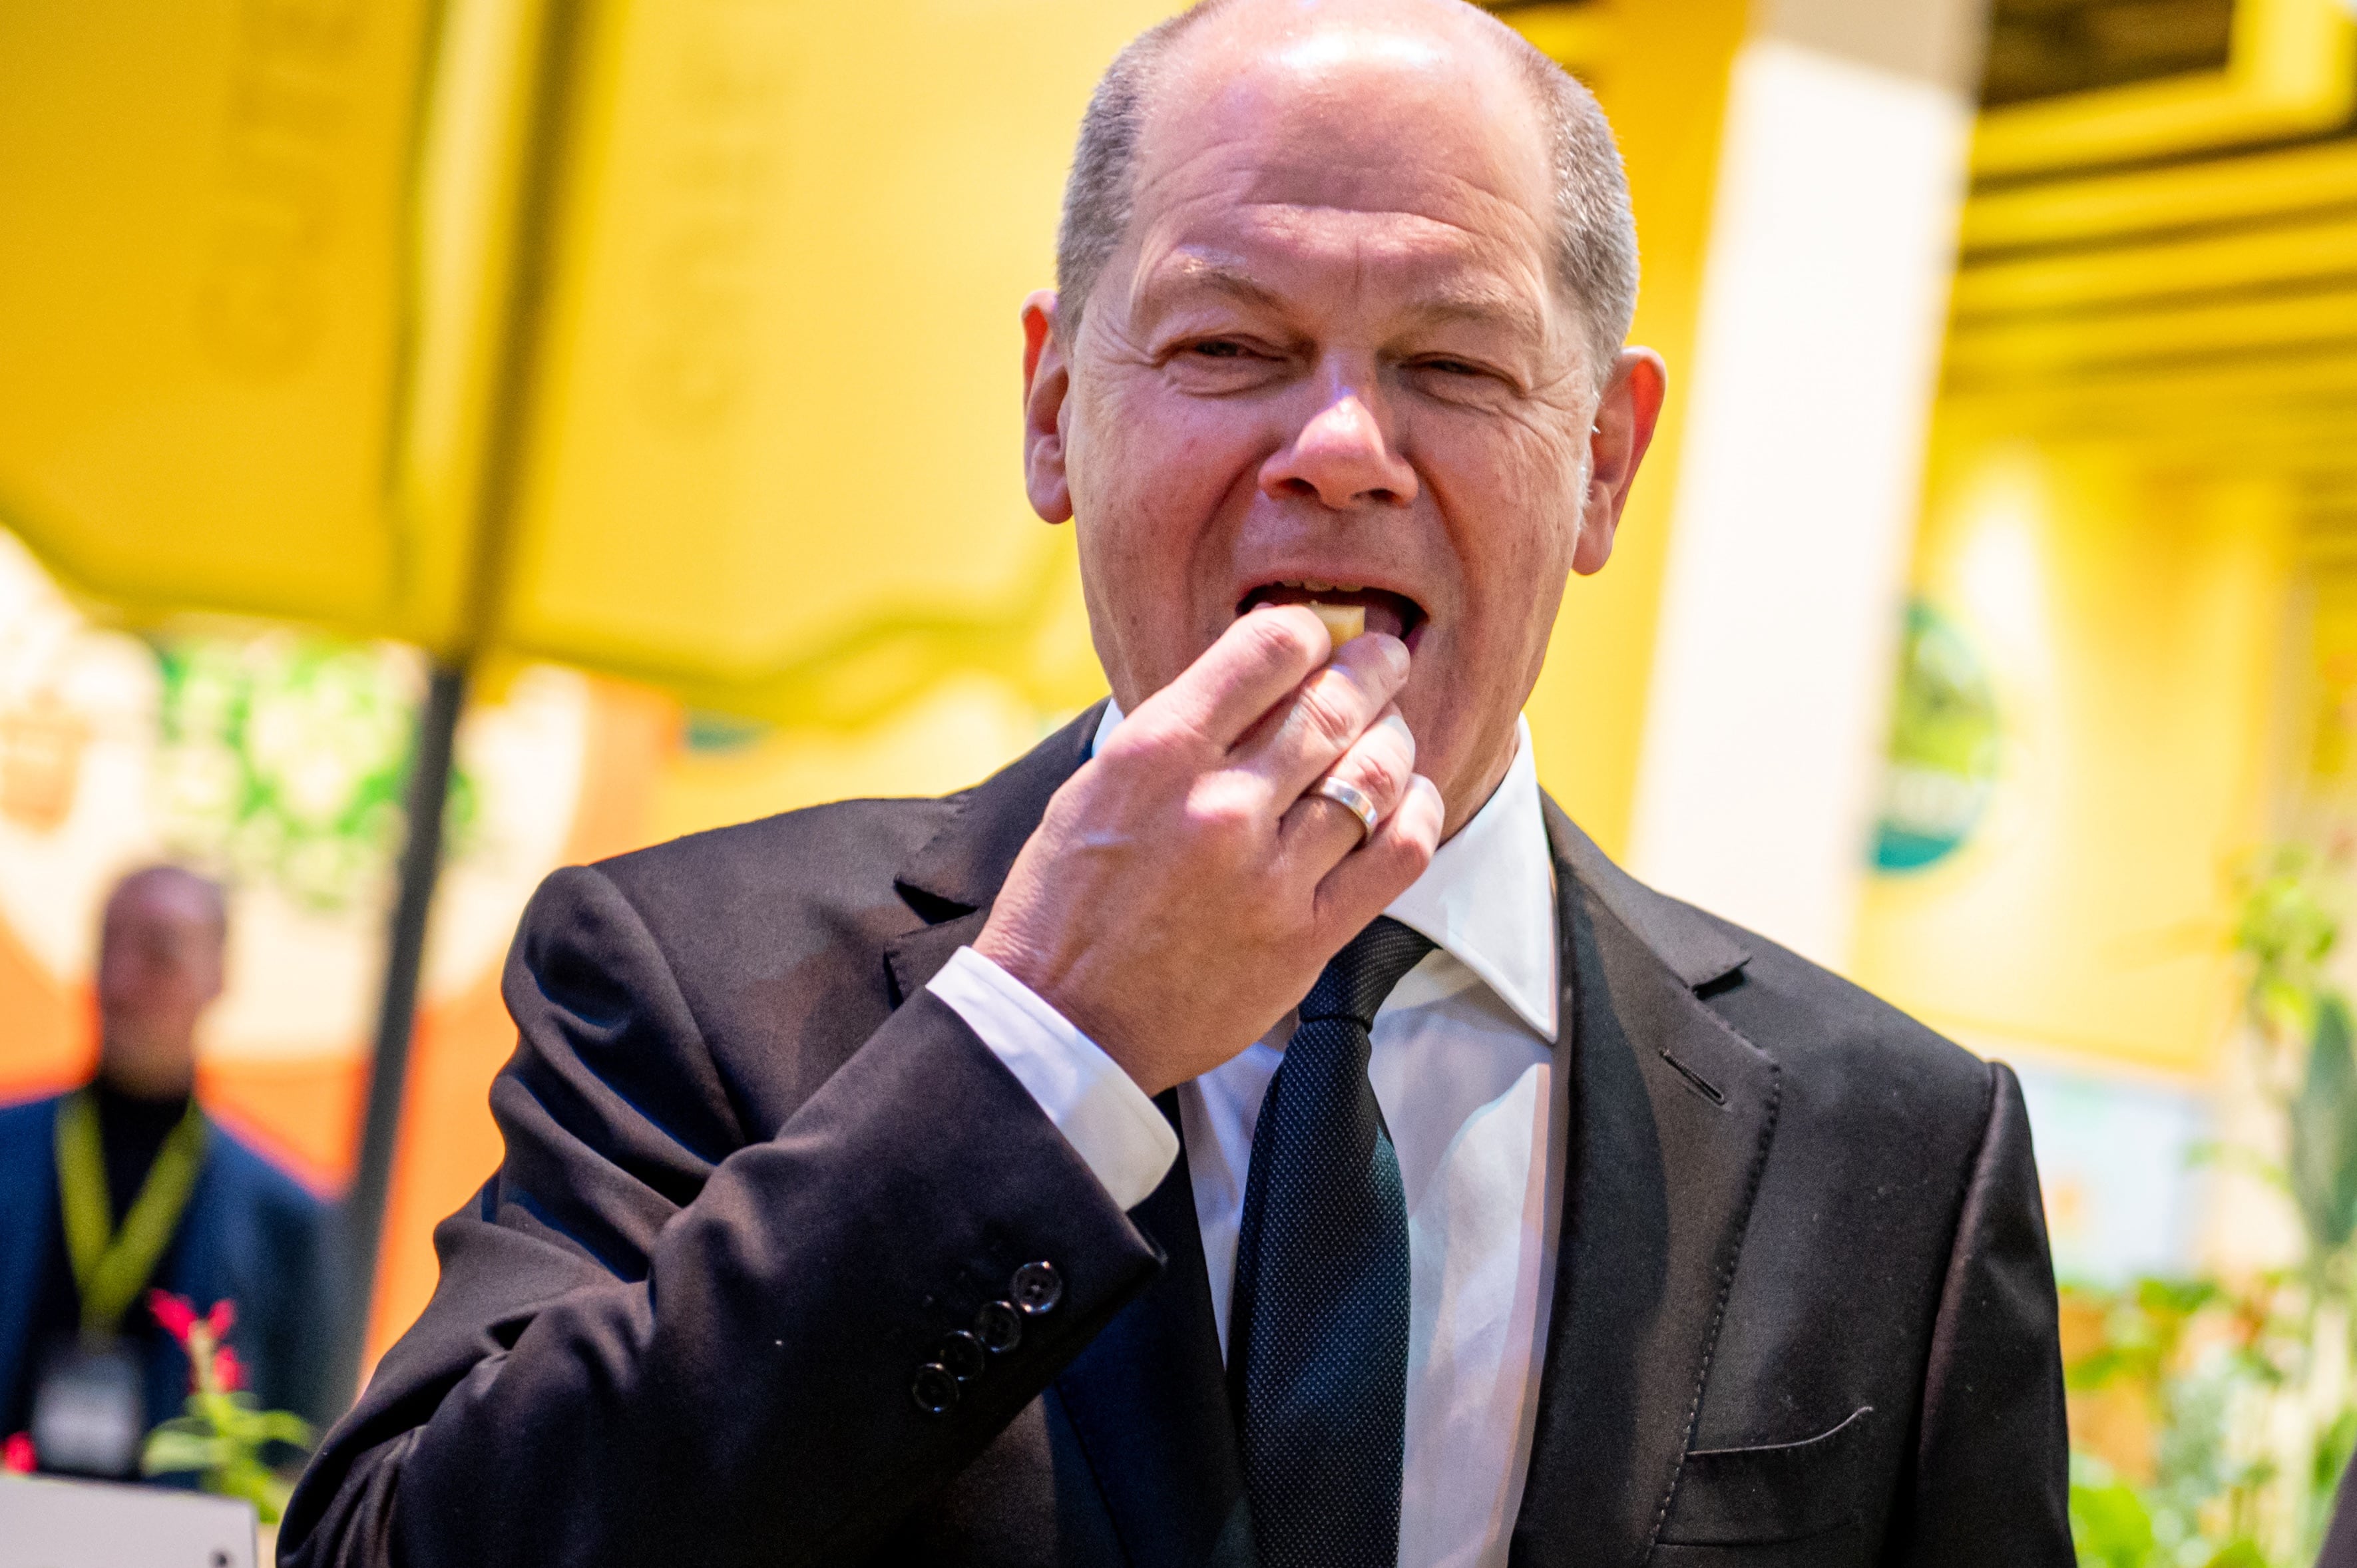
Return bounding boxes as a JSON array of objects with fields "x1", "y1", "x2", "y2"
[{"x1": 1122, "y1": 17, "x2": 1558, "y2": 319}]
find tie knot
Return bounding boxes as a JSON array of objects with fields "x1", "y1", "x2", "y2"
[{"x1": 1298, "y1": 916, "x2": 1436, "y2": 1030}]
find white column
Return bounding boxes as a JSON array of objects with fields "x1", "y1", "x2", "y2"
[{"x1": 1625, "y1": 0, "x2": 1984, "y2": 968}]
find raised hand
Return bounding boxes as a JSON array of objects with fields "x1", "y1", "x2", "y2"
[{"x1": 974, "y1": 605, "x2": 1444, "y2": 1095}]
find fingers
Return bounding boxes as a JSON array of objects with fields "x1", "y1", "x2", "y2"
[
  {"x1": 1138, "y1": 606, "x2": 1335, "y2": 751},
  {"x1": 1231, "y1": 628, "x2": 1410, "y2": 798},
  {"x1": 1316, "y1": 773, "x2": 1445, "y2": 928},
  {"x1": 1278, "y1": 705, "x2": 1417, "y2": 871}
]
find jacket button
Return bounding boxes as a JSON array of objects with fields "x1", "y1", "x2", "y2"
[
  {"x1": 974, "y1": 1299, "x2": 1024, "y2": 1354},
  {"x1": 911, "y1": 1364, "x2": 960, "y2": 1416},
  {"x1": 937, "y1": 1330, "x2": 986, "y2": 1383},
  {"x1": 1010, "y1": 1261, "x2": 1062, "y2": 1316}
]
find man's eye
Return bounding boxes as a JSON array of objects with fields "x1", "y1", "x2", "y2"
[
  {"x1": 1191, "y1": 340, "x2": 1251, "y2": 359},
  {"x1": 1417, "y1": 357, "x2": 1484, "y2": 377}
]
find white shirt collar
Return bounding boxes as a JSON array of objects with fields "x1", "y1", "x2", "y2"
[{"x1": 1088, "y1": 701, "x2": 1559, "y2": 1040}]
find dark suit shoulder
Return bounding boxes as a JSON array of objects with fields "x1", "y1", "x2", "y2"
[
  {"x1": 596, "y1": 791, "x2": 957, "y2": 882},
  {"x1": 590, "y1": 795, "x2": 955, "y2": 943},
  {"x1": 1693, "y1": 906, "x2": 1994, "y2": 1125},
  {"x1": 513, "y1": 795, "x2": 963, "y2": 1133},
  {"x1": 1550, "y1": 795, "x2": 1994, "y2": 1131},
  {"x1": 529, "y1": 794, "x2": 957, "y2": 1006}
]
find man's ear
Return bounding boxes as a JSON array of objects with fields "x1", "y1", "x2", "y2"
[
  {"x1": 1572, "y1": 347, "x2": 1667, "y2": 576},
  {"x1": 1022, "y1": 290, "x2": 1074, "y2": 524}
]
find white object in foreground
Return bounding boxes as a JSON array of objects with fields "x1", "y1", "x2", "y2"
[{"x1": 0, "y1": 1473, "x2": 256, "y2": 1568}]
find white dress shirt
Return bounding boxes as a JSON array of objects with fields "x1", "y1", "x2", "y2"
[{"x1": 928, "y1": 705, "x2": 1564, "y2": 1568}]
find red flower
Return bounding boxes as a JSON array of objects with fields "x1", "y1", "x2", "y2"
[
  {"x1": 148, "y1": 1289, "x2": 198, "y2": 1342},
  {"x1": 148, "y1": 1290, "x2": 246, "y2": 1394},
  {"x1": 2, "y1": 1431, "x2": 34, "y2": 1473}
]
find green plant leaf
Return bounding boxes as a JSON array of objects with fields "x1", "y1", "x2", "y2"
[
  {"x1": 2289, "y1": 994, "x2": 2357, "y2": 1255},
  {"x1": 2071, "y1": 1454, "x2": 2159, "y2": 1568},
  {"x1": 250, "y1": 1410, "x2": 315, "y2": 1448},
  {"x1": 140, "y1": 1429, "x2": 220, "y2": 1476}
]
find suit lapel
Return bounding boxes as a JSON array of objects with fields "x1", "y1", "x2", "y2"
[
  {"x1": 880, "y1": 701, "x2": 1104, "y2": 1003},
  {"x1": 882, "y1": 909, "x2": 988, "y2": 1006},
  {"x1": 1512, "y1": 802, "x2": 1781, "y2": 1568}
]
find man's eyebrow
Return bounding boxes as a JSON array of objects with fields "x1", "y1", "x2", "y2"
[
  {"x1": 1135, "y1": 258, "x2": 1289, "y2": 316},
  {"x1": 1136, "y1": 258, "x2": 1547, "y2": 341},
  {"x1": 1397, "y1": 286, "x2": 1546, "y2": 340}
]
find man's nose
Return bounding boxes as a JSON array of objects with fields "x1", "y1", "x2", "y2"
[{"x1": 1259, "y1": 388, "x2": 1419, "y2": 510}]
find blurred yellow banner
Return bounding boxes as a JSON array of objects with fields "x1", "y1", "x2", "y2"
[
  {"x1": 0, "y1": 0, "x2": 451, "y2": 637},
  {"x1": 489, "y1": 0, "x2": 1167, "y2": 719},
  {"x1": 0, "y1": 0, "x2": 1174, "y2": 723}
]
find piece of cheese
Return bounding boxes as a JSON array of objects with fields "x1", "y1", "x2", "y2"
[{"x1": 1308, "y1": 602, "x2": 1365, "y2": 648}]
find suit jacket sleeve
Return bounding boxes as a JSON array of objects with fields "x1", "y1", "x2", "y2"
[
  {"x1": 1892, "y1": 1061, "x2": 2073, "y2": 1567},
  {"x1": 279, "y1": 863, "x2": 1166, "y2": 1568},
  {"x1": 2317, "y1": 1452, "x2": 2357, "y2": 1568}
]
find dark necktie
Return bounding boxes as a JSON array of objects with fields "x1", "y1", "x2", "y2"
[{"x1": 1229, "y1": 915, "x2": 1436, "y2": 1568}]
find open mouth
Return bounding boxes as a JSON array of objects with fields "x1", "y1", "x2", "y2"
[{"x1": 1239, "y1": 580, "x2": 1428, "y2": 651}]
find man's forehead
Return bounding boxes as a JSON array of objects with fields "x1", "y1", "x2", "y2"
[
  {"x1": 1138, "y1": 6, "x2": 1550, "y2": 214},
  {"x1": 1121, "y1": 19, "x2": 1552, "y2": 305},
  {"x1": 1171, "y1": 0, "x2": 1518, "y2": 71}
]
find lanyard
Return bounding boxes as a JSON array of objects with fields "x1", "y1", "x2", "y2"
[{"x1": 53, "y1": 1087, "x2": 209, "y2": 1336}]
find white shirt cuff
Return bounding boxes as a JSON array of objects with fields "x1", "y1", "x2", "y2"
[{"x1": 927, "y1": 946, "x2": 1181, "y2": 1210}]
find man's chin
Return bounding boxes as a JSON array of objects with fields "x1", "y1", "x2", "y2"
[{"x1": 1398, "y1": 699, "x2": 1524, "y2": 839}]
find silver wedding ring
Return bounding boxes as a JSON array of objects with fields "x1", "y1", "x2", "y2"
[{"x1": 1311, "y1": 775, "x2": 1381, "y2": 845}]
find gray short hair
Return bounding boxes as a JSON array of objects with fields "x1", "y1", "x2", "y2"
[{"x1": 1054, "y1": 0, "x2": 1639, "y2": 381}]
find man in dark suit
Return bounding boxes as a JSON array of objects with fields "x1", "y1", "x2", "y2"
[
  {"x1": 283, "y1": 0, "x2": 2072, "y2": 1563},
  {"x1": 1, "y1": 866, "x2": 333, "y2": 1473}
]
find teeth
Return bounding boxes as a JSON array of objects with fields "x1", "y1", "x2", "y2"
[{"x1": 1283, "y1": 580, "x2": 1364, "y2": 594}]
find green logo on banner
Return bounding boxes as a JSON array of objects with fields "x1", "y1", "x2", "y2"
[{"x1": 1874, "y1": 600, "x2": 1998, "y2": 874}]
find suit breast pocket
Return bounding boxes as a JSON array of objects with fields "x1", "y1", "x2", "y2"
[{"x1": 1651, "y1": 1406, "x2": 1874, "y2": 1566}]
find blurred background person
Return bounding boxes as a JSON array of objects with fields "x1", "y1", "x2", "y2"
[{"x1": 0, "y1": 865, "x2": 331, "y2": 1478}]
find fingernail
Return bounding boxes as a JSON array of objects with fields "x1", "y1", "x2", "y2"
[{"x1": 1378, "y1": 711, "x2": 1414, "y2": 759}]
